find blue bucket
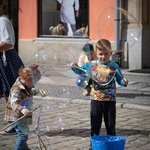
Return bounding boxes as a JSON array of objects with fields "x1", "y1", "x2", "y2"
[{"x1": 91, "y1": 135, "x2": 126, "y2": 150}]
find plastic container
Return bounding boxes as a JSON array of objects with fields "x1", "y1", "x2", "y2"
[{"x1": 91, "y1": 135, "x2": 126, "y2": 150}]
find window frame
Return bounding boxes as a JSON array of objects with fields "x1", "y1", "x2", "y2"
[{"x1": 38, "y1": 0, "x2": 89, "y2": 39}]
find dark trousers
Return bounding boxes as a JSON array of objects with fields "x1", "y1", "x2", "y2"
[{"x1": 90, "y1": 100, "x2": 116, "y2": 136}]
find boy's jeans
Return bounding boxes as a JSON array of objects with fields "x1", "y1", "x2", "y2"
[
  {"x1": 90, "y1": 100, "x2": 116, "y2": 136},
  {"x1": 14, "y1": 123, "x2": 29, "y2": 150}
]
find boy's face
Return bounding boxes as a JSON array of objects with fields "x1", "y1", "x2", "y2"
[{"x1": 96, "y1": 46, "x2": 112, "y2": 63}]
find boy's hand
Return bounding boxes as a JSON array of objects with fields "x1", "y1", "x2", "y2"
[
  {"x1": 21, "y1": 108, "x2": 31, "y2": 116},
  {"x1": 123, "y1": 78, "x2": 129, "y2": 86},
  {"x1": 70, "y1": 62, "x2": 78, "y2": 68}
]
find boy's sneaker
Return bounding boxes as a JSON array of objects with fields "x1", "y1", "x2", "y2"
[{"x1": 0, "y1": 126, "x2": 17, "y2": 135}]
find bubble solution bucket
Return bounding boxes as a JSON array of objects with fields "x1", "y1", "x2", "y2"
[{"x1": 91, "y1": 135, "x2": 126, "y2": 150}]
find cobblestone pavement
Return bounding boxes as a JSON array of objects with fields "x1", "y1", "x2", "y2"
[
  {"x1": 0, "y1": 64, "x2": 150, "y2": 150},
  {"x1": 1, "y1": 98, "x2": 150, "y2": 150}
]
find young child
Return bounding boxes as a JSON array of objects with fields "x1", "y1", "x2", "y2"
[
  {"x1": 4, "y1": 64, "x2": 42, "y2": 150},
  {"x1": 78, "y1": 43, "x2": 97, "y2": 67},
  {"x1": 77, "y1": 43, "x2": 97, "y2": 96},
  {"x1": 71, "y1": 39, "x2": 128, "y2": 149}
]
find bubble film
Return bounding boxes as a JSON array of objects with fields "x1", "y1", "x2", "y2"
[{"x1": 98, "y1": 7, "x2": 141, "y2": 50}]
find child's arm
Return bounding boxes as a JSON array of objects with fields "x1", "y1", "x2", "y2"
[
  {"x1": 116, "y1": 70, "x2": 129, "y2": 87},
  {"x1": 10, "y1": 89, "x2": 31, "y2": 115},
  {"x1": 70, "y1": 62, "x2": 78, "y2": 68},
  {"x1": 31, "y1": 87, "x2": 46, "y2": 97},
  {"x1": 113, "y1": 62, "x2": 129, "y2": 87},
  {"x1": 21, "y1": 108, "x2": 31, "y2": 116},
  {"x1": 70, "y1": 62, "x2": 91, "y2": 75},
  {"x1": 122, "y1": 78, "x2": 129, "y2": 86}
]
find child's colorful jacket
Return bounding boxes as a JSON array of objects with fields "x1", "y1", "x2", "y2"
[
  {"x1": 4, "y1": 78, "x2": 38, "y2": 126},
  {"x1": 71, "y1": 60, "x2": 126, "y2": 101}
]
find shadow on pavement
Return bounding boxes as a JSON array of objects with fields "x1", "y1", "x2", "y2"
[
  {"x1": 44, "y1": 128, "x2": 150, "y2": 137},
  {"x1": 129, "y1": 68, "x2": 150, "y2": 74}
]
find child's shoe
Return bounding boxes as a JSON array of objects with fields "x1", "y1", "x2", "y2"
[
  {"x1": 23, "y1": 144, "x2": 31, "y2": 150},
  {"x1": 0, "y1": 126, "x2": 17, "y2": 135}
]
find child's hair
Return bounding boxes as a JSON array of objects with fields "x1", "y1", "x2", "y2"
[
  {"x1": 96, "y1": 39, "x2": 112, "y2": 51},
  {"x1": 19, "y1": 67, "x2": 32, "y2": 81},
  {"x1": 19, "y1": 64, "x2": 41, "y2": 84},
  {"x1": 82, "y1": 43, "x2": 94, "y2": 53}
]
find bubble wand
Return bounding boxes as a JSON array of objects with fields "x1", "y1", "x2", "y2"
[
  {"x1": 72, "y1": 65, "x2": 124, "y2": 86},
  {"x1": 0, "y1": 105, "x2": 42, "y2": 133},
  {"x1": 32, "y1": 106, "x2": 47, "y2": 150}
]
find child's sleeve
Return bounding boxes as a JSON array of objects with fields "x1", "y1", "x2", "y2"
[
  {"x1": 10, "y1": 89, "x2": 23, "y2": 113},
  {"x1": 71, "y1": 62, "x2": 91, "y2": 75},
  {"x1": 31, "y1": 87, "x2": 39, "y2": 95},
  {"x1": 115, "y1": 67, "x2": 126, "y2": 86}
]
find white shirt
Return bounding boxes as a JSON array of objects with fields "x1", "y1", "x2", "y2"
[
  {"x1": 57, "y1": 0, "x2": 79, "y2": 24},
  {"x1": 0, "y1": 15, "x2": 15, "y2": 49}
]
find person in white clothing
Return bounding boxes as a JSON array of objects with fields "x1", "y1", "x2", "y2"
[
  {"x1": 57, "y1": 0, "x2": 79, "y2": 35},
  {"x1": 0, "y1": 0, "x2": 24, "y2": 135}
]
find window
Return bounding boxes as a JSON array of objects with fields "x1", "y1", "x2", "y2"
[{"x1": 38, "y1": 0, "x2": 89, "y2": 38}]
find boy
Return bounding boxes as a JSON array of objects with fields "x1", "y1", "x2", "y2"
[
  {"x1": 4, "y1": 64, "x2": 42, "y2": 150},
  {"x1": 70, "y1": 39, "x2": 128, "y2": 148}
]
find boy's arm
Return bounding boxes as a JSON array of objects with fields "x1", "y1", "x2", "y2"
[
  {"x1": 70, "y1": 62, "x2": 91, "y2": 75},
  {"x1": 115, "y1": 69, "x2": 128, "y2": 86},
  {"x1": 122, "y1": 78, "x2": 129, "y2": 86}
]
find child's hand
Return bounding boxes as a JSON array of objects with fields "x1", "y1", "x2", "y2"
[
  {"x1": 70, "y1": 62, "x2": 78, "y2": 68},
  {"x1": 123, "y1": 78, "x2": 129, "y2": 86},
  {"x1": 39, "y1": 90, "x2": 46, "y2": 97},
  {"x1": 21, "y1": 108, "x2": 31, "y2": 116}
]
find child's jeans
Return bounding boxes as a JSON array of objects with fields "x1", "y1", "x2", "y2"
[
  {"x1": 14, "y1": 123, "x2": 29, "y2": 150},
  {"x1": 90, "y1": 100, "x2": 116, "y2": 136}
]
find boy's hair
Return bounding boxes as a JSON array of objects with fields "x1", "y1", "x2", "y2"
[
  {"x1": 82, "y1": 43, "x2": 94, "y2": 53},
  {"x1": 96, "y1": 39, "x2": 112, "y2": 51},
  {"x1": 19, "y1": 64, "x2": 41, "y2": 84}
]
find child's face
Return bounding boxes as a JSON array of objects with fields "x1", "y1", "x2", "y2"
[
  {"x1": 96, "y1": 46, "x2": 112, "y2": 63},
  {"x1": 90, "y1": 51, "x2": 96, "y2": 60},
  {"x1": 25, "y1": 77, "x2": 34, "y2": 89}
]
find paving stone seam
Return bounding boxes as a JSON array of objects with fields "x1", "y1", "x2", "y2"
[{"x1": 34, "y1": 96, "x2": 150, "y2": 112}]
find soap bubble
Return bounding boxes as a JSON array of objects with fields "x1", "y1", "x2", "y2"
[
  {"x1": 35, "y1": 99, "x2": 70, "y2": 133},
  {"x1": 29, "y1": 44, "x2": 77, "y2": 73},
  {"x1": 98, "y1": 6, "x2": 141, "y2": 50},
  {"x1": 19, "y1": 98, "x2": 69, "y2": 133}
]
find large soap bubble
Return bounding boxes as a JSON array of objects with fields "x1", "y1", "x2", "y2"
[
  {"x1": 19, "y1": 99, "x2": 70, "y2": 149},
  {"x1": 31, "y1": 47, "x2": 77, "y2": 73},
  {"x1": 98, "y1": 6, "x2": 141, "y2": 50}
]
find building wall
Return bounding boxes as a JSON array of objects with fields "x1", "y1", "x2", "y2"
[
  {"x1": 18, "y1": 0, "x2": 150, "y2": 69},
  {"x1": 18, "y1": 0, "x2": 114, "y2": 40},
  {"x1": 89, "y1": 0, "x2": 114, "y2": 40},
  {"x1": 18, "y1": 0, "x2": 115, "y2": 65},
  {"x1": 19, "y1": 0, "x2": 37, "y2": 39}
]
